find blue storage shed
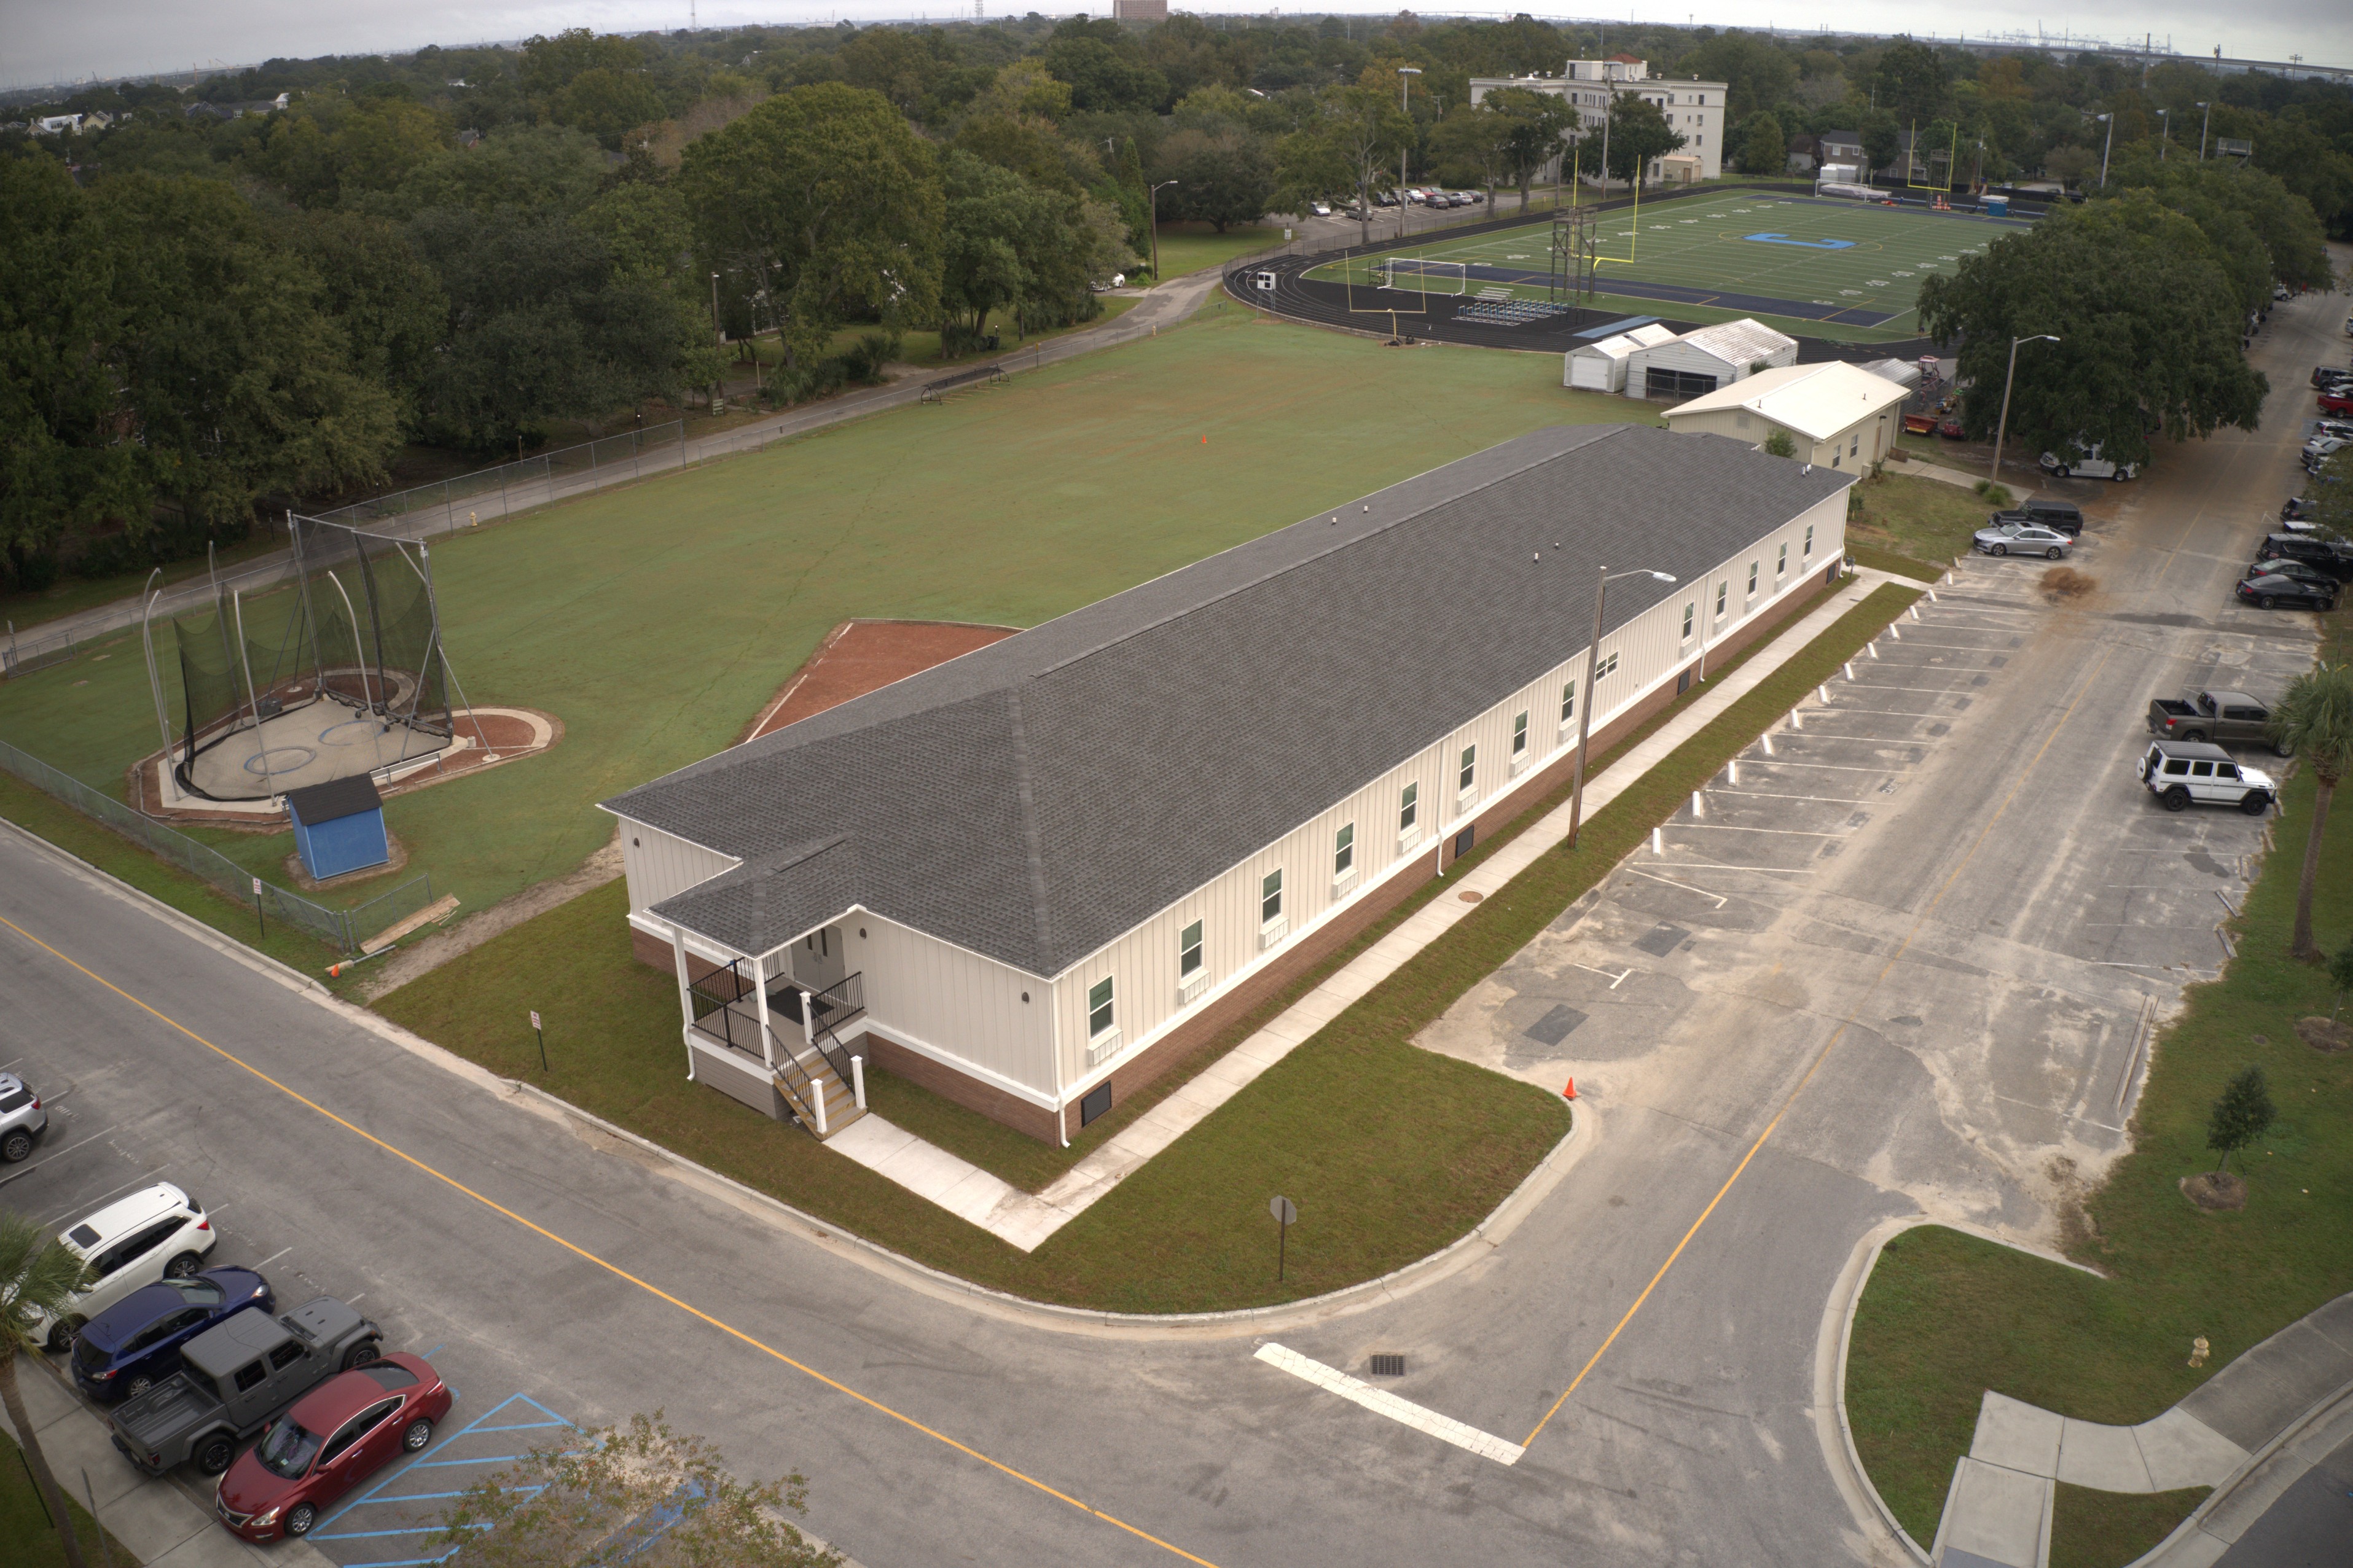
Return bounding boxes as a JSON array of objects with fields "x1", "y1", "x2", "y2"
[{"x1": 286, "y1": 774, "x2": 390, "y2": 882}]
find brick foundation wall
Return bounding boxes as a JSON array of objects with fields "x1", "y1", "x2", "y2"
[{"x1": 636, "y1": 566, "x2": 1843, "y2": 1143}]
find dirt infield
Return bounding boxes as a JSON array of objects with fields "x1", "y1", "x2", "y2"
[{"x1": 742, "y1": 619, "x2": 1019, "y2": 742}]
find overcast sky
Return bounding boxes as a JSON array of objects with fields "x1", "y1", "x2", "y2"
[{"x1": 7, "y1": 1, "x2": 2349, "y2": 93}]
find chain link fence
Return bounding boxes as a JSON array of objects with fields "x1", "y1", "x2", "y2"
[{"x1": 0, "y1": 735, "x2": 433, "y2": 953}]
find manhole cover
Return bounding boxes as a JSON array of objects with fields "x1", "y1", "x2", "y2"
[
  {"x1": 1633, "y1": 923, "x2": 1688, "y2": 958},
  {"x1": 1460, "y1": 889, "x2": 1484, "y2": 902},
  {"x1": 1369, "y1": 1354, "x2": 1405, "y2": 1377},
  {"x1": 1525, "y1": 1004, "x2": 1585, "y2": 1047}
]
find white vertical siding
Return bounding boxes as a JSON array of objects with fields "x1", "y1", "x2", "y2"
[
  {"x1": 616, "y1": 822, "x2": 740, "y2": 913},
  {"x1": 1047, "y1": 487, "x2": 1851, "y2": 1101},
  {"x1": 853, "y1": 913, "x2": 1056, "y2": 1102}
]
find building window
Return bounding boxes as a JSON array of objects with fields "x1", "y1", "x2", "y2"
[
  {"x1": 1561, "y1": 682, "x2": 1576, "y2": 724},
  {"x1": 1716, "y1": 580, "x2": 1728, "y2": 619},
  {"x1": 1400, "y1": 782, "x2": 1419, "y2": 832},
  {"x1": 1682, "y1": 602, "x2": 1695, "y2": 640},
  {"x1": 1851, "y1": 434, "x2": 1860, "y2": 457},
  {"x1": 1087, "y1": 976, "x2": 1114, "y2": 1039},
  {"x1": 1459, "y1": 745, "x2": 1476, "y2": 794},
  {"x1": 1334, "y1": 823, "x2": 1355, "y2": 878},
  {"x1": 1261, "y1": 868, "x2": 1283, "y2": 925},
  {"x1": 1777, "y1": 543, "x2": 1788, "y2": 579},
  {"x1": 1804, "y1": 523, "x2": 1815, "y2": 561},
  {"x1": 1747, "y1": 562, "x2": 1759, "y2": 598},
  {"x1": 1512, "y1": 712, "x2": 1529, "y2": 755},
  {"x1": 1179, "y1": 919, "x2": 1203, "y2": 978},
  {"x1": 1596, "y1": 652, "x2": 1619, "y2": 680}
]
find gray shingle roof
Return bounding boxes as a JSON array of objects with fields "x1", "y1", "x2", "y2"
[{"x1": 604, "y1": 424, "x2": 1852, "y2": 974}]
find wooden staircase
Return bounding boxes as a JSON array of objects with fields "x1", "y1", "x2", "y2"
[{"x1": 775, "y1": 1047, "x2": 866, "y2": 1140}]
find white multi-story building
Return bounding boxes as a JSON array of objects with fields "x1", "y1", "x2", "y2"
[
  {"x1": 1470, "y1": 57, "x2": 1726, "y2": 185},
  {"x1": 606, "y1": 426, "x2": 1851, "y2": 1144}
]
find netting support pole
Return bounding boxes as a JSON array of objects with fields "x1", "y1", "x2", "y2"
[
  {"x1": 325, "y1": 569, "x2": 374, "y2": 717},
  {"x1": 288, "y1": 513, "x2": 327, "y2": 698},
  {"x1": 410, "y1": 540, "x2": 495, "y2": 762},
  {"x1": 138, "y1": 571, "x2": 173, "y2": 807},
  {"x1": 230, "y1": 589, "x2": 280, "y2": 800}
]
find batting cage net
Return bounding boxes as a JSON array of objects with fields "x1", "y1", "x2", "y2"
[{"x1": 153, "y1": 518, "x2": 459, "y2": 802}]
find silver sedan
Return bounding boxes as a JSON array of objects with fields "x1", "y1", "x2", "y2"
[{"x1": 1973, "y1": 520, "x2": 2073, "y2": 559}]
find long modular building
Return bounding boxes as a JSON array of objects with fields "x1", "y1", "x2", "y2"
[{"x1": 603, "y1": 425, "x2": 1855, "y2": 1142}]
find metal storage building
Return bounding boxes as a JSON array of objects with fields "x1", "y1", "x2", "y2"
[
  {"x1": 604, "y1": 426, "x2": 1855, "y2": 1144},
  {"x1": 285, "y1": 776, "x2": 390, "y2": 883},
  {"x1": 1624, "y1": 319, "x2": 1799, "y2": 401},
  {"x1": 1564, "y1": 323, "x2": 1678, "y2": 392}
]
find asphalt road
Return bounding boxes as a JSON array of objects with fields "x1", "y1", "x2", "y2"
[{"x1": 0, "y1": 287, "x2": 2342, "y2": 1568}]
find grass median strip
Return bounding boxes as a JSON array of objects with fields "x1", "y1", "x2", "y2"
[
  {"x1": 1846, "y1": 623, "x2": 2353, "y2": 1558},
  {"x1": 377, "y1": 580, "x2": 1919, "y2": 1313}
]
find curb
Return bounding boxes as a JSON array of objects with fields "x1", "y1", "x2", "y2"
[
  {"x1": 2124, "y1": 1376, "x2": 2353, "y2": 1568},
  {"x1": 1, "y1": 807, "x2": 1595, "y2": 1338}
]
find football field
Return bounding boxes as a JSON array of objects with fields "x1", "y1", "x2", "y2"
[{"x1": 1307, "y1": 192, "x2": 2032, "y2": 339}]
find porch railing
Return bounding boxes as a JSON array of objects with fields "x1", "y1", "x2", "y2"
[{"x1": 689, "y1": 959, "x2": 828, "y2": 1133}]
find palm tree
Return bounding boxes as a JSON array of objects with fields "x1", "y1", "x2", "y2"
[
  {"x1": 2268, "y1": 665, "x2": 2353, "y2": 961},
  {"x1": 2, "y1": 1209, "x2": 94, "y2": 1568}
]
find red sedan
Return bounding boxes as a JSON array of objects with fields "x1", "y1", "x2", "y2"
[{"x1": 214, "y1": 1354, "x2": 450, "y2": 1542}]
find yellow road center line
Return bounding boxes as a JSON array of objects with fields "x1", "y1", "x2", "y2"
[
  {"x1": 1522, "y1": 631, "x2": 2118, "y2": 1449},
  {"x1": 0, "y1": 914, "x2": 1220, "y2": 1568}
]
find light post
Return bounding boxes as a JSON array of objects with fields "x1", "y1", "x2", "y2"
[
  {"x1": 1989, "y1": 334, "x2": 2060, "y2": 488},
  {"x1": 2158, "y1": 107, "x2": 2171, "y2": 159},
  {"x1": 1397, "y1": 67, "x2": 1421, "y2": 234},
  {"x1": 1146, "y1": 179, "x2": 1180, "y2": 283},
  {"x1": 2196, "y1": 101, "x2": 2211, "y2": 160},
  {"x1": 1567, "y1": 565, "x2": 1677, "y2": 850},
  {"x1": 2096, "y1": 112, "x2": 2114, "y2": 188}
]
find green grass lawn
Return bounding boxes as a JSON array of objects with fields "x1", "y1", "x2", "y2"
[
  {"x1": 1149, "y1": 222, "x2": 1286, "y2": 279},
  {"x1": 375, "y1": 580, "x2": 1916, "y2": 1310},
  {"x1": 2, "y1": 1422, "x2": 139, "y2": 1568},
  {"x1": 1846, "y1": 617, "x2": 2353, "y2": 1556},
  {"x1": 0, "y1": 308, "x2": 1656, "y2": 934},
  {"x1": 1849, "y1": 470, "x2": 1997, "y2": 574}
]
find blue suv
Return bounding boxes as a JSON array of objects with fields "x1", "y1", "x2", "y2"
[{"x1": 72, "y1": 1268, "x2": 273, "y2": 1403}]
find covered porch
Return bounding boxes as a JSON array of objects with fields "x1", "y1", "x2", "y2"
[{"x1": 660, "y1": 918, "x2": 872, "y2": 1140}]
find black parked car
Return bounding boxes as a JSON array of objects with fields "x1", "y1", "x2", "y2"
[
  {"x1": 73, "y1": 1268, "x2": 274, "y2": 1403},
  {"x1": 2246, "y1": 557, "x2": 2341, "y2": 592},
  {"x1": 2283, "y1": 497, "x2": 2317, "y2": 522},
  {"x1": 1991, "y1": 499, "x2": 2085, "y2": 536},
  {"x1": 2238, "y1": 572, "x2": 2338, "y2": 611},
  {"x1": 2259, "y1": 532, "x2": 2353, "y2": 581}
]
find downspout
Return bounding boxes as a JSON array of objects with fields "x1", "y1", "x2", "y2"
[
  {"x1": 670, "y1": 922, "x2": 698, "y2": 1081},
  {"x1": 1051, "y1": 977, "x2": 1067, "y2": 1148}
]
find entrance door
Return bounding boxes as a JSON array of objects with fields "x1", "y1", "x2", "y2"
[{"x1": 789, "y1": 925, "x2": 847, "y2": 994}]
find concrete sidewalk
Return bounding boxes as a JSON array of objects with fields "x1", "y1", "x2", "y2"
[
  {"x1": 1, "y1": 1352, "x2": 336, "y2": 1568},
  {"x1": 829, "y1": 566, "x2": 1910, "y2": 1249},
  {"x1": 1927, "y1": 1292, "x2": 2353, "y2": 1567}
]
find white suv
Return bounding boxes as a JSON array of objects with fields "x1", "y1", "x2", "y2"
[
  {"x1": 2042, "y1": 442, "x2": 2140, "y2": 481},
  {"x1": 36, "y1": 1184, "x2": 217, "y2": 1352},
  {"x1": 2137, "y1": 740, "x2": 2276, "y2": 815}
]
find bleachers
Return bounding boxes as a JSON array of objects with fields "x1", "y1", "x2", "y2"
[{"x1": 1452, "y1": 297, "x2": 1572, "y2": 326}]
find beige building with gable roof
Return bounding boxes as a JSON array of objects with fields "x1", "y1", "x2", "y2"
[{"x1": 1662, "y1": 361, "x2": 1912, "y2": 477}]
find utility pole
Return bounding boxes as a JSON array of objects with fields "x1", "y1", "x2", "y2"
[
  {"x1": 1147, "y1": 179, "x2": 1180, "y2": 283},
  {"x1": 2158, "y1": 106, "x2": 2170, "y2": 159},
  {"x1": 1398, "y1": 66, "x2": 1421, "y2": 235},
  {"x1": 2097, "y1": 113, "x2": 2115, "y2": 188},
  {"x1": 1989, "y1": 335, "x2": 2059, "y2": 488},
  {"x1": 2196, "y1": 101, "x2": 2211, "y2": 160}
]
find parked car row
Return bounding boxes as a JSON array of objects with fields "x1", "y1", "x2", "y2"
[{"x1": 36, "y1": 1174, "x2": 450, "y2": 1547}]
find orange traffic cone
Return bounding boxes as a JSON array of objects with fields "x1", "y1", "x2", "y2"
[{"x1": 1563, "y1": 1078, "x2": 1578, "y2": 1101}]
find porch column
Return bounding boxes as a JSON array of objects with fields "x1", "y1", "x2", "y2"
[
  {"x1": 752, "y1": 951, "x2": 777, "y2": 1071},
  {"x1": 668, "y1": 922, "x2": 696, "y2": 1082}
]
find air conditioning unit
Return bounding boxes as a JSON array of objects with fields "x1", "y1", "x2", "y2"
[
  {"x1": 1085, "y1": 1029, "x2": 1122, "y2": 1068},
  {"x1": 1177, "y1": 972, "x2": 1211, "y2": 1008},
  {"x1": 1259, "y1": 915, "x2": 1289, "y2": 950}
]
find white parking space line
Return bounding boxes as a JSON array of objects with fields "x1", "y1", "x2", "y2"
[
  {"x1": 1709, "y1": 790, "x2": 1877, "y2": 805},
  {"x1": 1801, "y1": 707, "x2": 1953, "y2": 719},
  {"x1": 1255, "y1": 1343, "x2": 1525, "y2": 1466},
  {"x1": 1837, "y1": 684, "x2": 1991, "y2": 693},
  {"x1": 0, "y1": 1127, "x2": 117, "y2": 1190},
  {"x1": 1758, "y1": 734, "x2": 1943, "y2": 747},
  {"x1": 1646, "y1": 861, "x2": 1815, "y2": 876},
  {"x1": 39, "y1": 1164, "x2": 168, "y2": 1226},
  {"x1": 1739, "y1": 759, "x2": 1920, "y2": 773},
  {"x1": 253, "y1": 1246, "x2": 294, "y2": 1270},
  {"x1": 1672, "y1": 824, "x2": 1849, "y2": 837},
  {"x1": 1622, "y1": 869, "x2": 1728, "y2": 908},
  {"x1": 1566, "y1": 961, "x2": 1636, "y2": 987}
]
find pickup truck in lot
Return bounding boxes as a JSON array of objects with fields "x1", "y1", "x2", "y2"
[
  {"x1": 108, "y1": 1295, "x2": 381, "y2": 1477},
  {"x1": 2146, "y1": 690, "x2": 2292, "y2": 754}
]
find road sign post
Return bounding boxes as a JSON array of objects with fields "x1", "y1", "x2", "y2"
[
  {"x1": 251, "y1": 876, "x2": 265, "y2": 940},
  {"x1": 531, "y1": 1009, "x2": 546, "y2": 1071},
  {"x1": 1269, "y1": 1194, "x2": 1298, "y2": 1281}
]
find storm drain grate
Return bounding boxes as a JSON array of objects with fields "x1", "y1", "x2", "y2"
[{"x1": 1369, "y1": 1354, "x2": 1406, "y2": 1378}]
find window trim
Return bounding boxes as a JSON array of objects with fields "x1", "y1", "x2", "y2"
[
  {"x1": 1260, "y1": 867, "x2": 1284, "y2": 927},
  {"x1": 1747, "y1": 561, "x2": 1759, "y2": 598},
  {"x1": 1777, "y1": 542, "x2": 1788, "y2": 579},
  {"x1": 1334, "y1": 822, "x2": 1356, "y2": 878},
  {"x1": 1087, "y1": 975, "x2": 1114, "y2": 1040},
  {"x1": 1178, "y1": 919, "x2": 1204, "y2": 979},
  {"x1": 1398, "y1": 781, "x2": 1419, "y2": 833},
  {"x1": 1681, "y1": 601, "x2": 1695, "y2": 641},
  {"x1": 1511, "y1": 712, "x2": 1529, "y2": 756},
  {"x1": 1458, "y1": 744, "x2": 1477, "y2": 796}
]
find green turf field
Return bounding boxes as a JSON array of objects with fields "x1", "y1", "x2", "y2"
[
  {"x1": 0, "y1": 305, "x2": 1658, "y2": 924},
  {"x1": 1308, "y1": 192, "x2": 2028, "y2": 341}
]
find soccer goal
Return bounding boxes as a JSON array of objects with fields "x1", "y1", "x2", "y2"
[{"x1": 1381, "y1": 257, "x2": 1468, "y2": 296}]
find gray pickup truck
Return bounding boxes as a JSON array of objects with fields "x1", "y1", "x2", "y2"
[
  {"x1": 108, "y1": 1296, "x2": 381, "y2": 1477},
  {"x1": 2145, "y1": 690, "x2": 2292, "y2": 754}
]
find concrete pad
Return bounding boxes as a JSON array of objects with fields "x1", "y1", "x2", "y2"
[
  {"x1": 2054, "y1": 1418, "x2": 2153, "y2": 1491},
  {"x1": 987, "y1": 1204, "x2": 1068, "y2": 1254},
  {"x1": 865, "y1": 1137, "x2": 981, "y2": 1199},
  {"x1": 826, "y1": 1115, "x2": 916, "y2": 1166},
  {"x1": 1970, "y1": 1391, "x2": 2065, "y2": 1477},
  {"x1": 1938, "y1": 1456, "x2": 2052, "y2": 1568},
  {"x1": 1163, "y1": 1075, "x2": 1235, "y2": 1117},
  {"x1": 2135, "y1": 1408, "x2": 2252, "y2": 1493},
  {"x1": 928, "y1": 1166, "x2": 1020, "y2": 1227},
  {"x1": 80, "y1": 1474, "x2": 208, "y2": 1559},
  {"x1": 1194, "y1": 1052, "x2": 1271, "y2": 1093},
  {"x1": 1253, "y1": 1013, "x2": 1317, "y2": 1047},
  {"x1": 1103, "y1": 1112, "x2": 1188, "y2": 1163}
]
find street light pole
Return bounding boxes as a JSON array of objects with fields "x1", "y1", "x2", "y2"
[
  {"x1": 1567, "y1": 565, "x2": 1675, "y2": 850},
  {"x1": 2158, "y1": 107, "x2": 2171, "y2": 159},
  {"x1": 2097, "y1": 113, "x2": 2115, "y2": 188},
  {"x1": 2196, "y1": 101, "x2": 2211, "y2": 160},
  {"x1": 1146, "y1": 179, "x2": 1180, "y2": 283},
  {"x1": 1398, "y1": 67, "x2": 1421, "y2": 237},
  {"x1": 1989, "y1": 334, "x2": 2060, "y2": 488}
]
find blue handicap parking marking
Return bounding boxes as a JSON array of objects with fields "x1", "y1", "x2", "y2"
[
  {"x1": 308, "y1": 1391, "x2": 576, "y2": 1567},
  {"x1": 1744, "y1": 232, "x2": 1857, "y2": 249}
]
